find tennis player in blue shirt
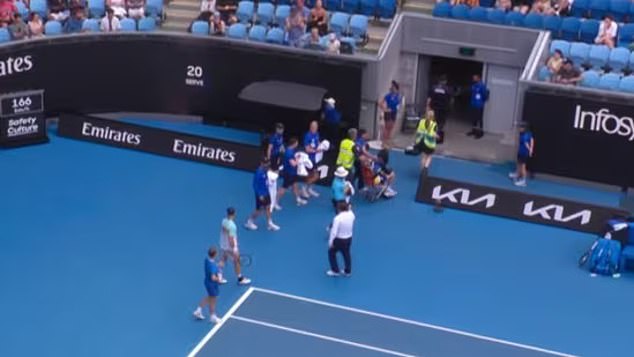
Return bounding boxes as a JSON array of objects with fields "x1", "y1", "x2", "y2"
[
  {"x1": 245, "y1": 157, "x2": 280, "y2": 231},
  {"x1": 509, "y1": 123, "x2": 534, "y2": 187},
  {"x1": 302, "y1": 120, "x2": 322, "y2": 199},
  {"x1": 267, "y1": 123, "x2": 285, "y2": 169},
  {"x1": 193, "y1": 247, "x2": 222, "y2": 323},
  {"x1": 276, "y1": 137, "x2": 308, "y2": 208}
]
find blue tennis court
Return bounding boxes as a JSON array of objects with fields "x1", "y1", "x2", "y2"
[{"x1": 191, "y1": 288, "x2": 574, "y2": 357}]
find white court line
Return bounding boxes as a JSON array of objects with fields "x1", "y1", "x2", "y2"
[
  {"x1": 231, "y1": 315, "x2": 417, "y2": 357},
  {"x1": 252, "y1": 287, "x2": 578, "y2": 357},
  {"x1": 187, "y1": 287, "x2": 254, "y2": 357}
]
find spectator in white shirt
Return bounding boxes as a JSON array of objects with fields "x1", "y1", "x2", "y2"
[
  {"x1": 126, "y1": 0, "x2": 145, "y2": 19},
  {"x1": 101, "y1": 8, "x2": 121, "y2": 32},
  {"x1": 200, "y1": 0, "x2": 216, "y2": 12},
  {"x1": 326, "y1": 201, "x2": 355, "y2": 277},
  {"x1": 595, "y1": 15, "x2": 618, "y2": 48},
  {"x1": 326, "y1": 33, "x2": 340, "y2": 54}
]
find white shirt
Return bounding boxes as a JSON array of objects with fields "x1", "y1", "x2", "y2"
[
  {"x1": 329, "y1": 210, "x2": 355, "y2": 245},
  {"x1": 101, "y1": 16, "x2": 121, "y2": 32},
  {"x1": 201, "y1": 0, "x2": 216, "y2": 12},
  {"x1": 596, "y1": 20, "x2": 618, "y2": 41}
]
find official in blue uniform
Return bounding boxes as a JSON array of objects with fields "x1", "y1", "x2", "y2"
[
  {"x1": 467, "y1": 74, "x2": 489, "y2": 139},
  {"x1": 245, "y1": 158, "x2": 280, "y2": 231},
  {"x1": 193, "y1": 247, "x2": 222, "y2": 323},
  {"x1": 379, "y1": 81, "x2": 401, "y2": 147},
  {"x1": 508, "y1": 123, "x2": 534, "y2": 187},
  {"x1": 267, "y1": 123, "x2": 285, "y2": 169}
]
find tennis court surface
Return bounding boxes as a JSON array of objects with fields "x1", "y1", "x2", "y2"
[{"x1": 189, "y1": 288, "x2": 576, "y2": 357}]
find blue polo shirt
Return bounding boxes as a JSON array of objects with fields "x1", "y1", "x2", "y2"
[
  {"x1": 269, "y1": 133, "x2": 284, "y2": 157},
  {"x1": 253, "y1": 166, "x2": 269, "y2": 196},
  {"x1": 304, "y1": 131, "x2": 320, "y2": 163},
  {"x1": 283, "y1": 147, "x2": 297, "y2": 176},
  {"x1": 204, "y1": 258, "x2": 219, "y2": 287},
  {"x1": 354, "y1": 136, "x2": 367, "y2": 158},
  {"x1": 384, "y1": 92, "x2": 400, "y2": 112},
  {"x1": 331, "y1": 177, "x2": 346, "y2": 201},
  {"x1": 470, "y1": 81, "x2": 488, "y2": 109},
  {"x1": 324, "y1": 105, "x2": 341, "y2": 125},
  {"x1": 518, "y1": 131, "x2": 533, "y2": 157}
]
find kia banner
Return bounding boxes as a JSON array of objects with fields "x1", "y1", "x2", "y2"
[
  {"x1": 523, "y1": 89, "x2": 634, "y2": 188},
  {"x1": 416, "y1": 176, "x2": 628, "y2": 234}
]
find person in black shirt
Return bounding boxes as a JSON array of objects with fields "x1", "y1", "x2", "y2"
[{"x1": 426, "y1": 75, "x2": 451, "y2": 131}]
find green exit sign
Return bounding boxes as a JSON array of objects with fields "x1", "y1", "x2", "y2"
[{"x1": 459, "y1": 47, "x2": 476, "y2": 56}]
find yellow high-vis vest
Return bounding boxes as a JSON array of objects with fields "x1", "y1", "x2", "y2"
[{"x1": 336, "y1": 138, "x2": 355, "y2": 169}]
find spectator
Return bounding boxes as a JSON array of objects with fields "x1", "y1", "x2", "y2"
[
  {"x1": 9, "y1": 13, "x2": 28, "y2": 39},
  {"x1": 452, "y1": 0, "x2": 479, "y2": 7},
  {"x1": 554, "y1": 0, "x2": 571, "y2": 16},
  {"x1": 0, "y1": 0, "x2": 18, "y2": 27},
  {"x1": 286, "y1": 0, "x2": 308, "y2": 47},
  {"x1": 48, "y1": 0, "x2": 70, "y2": 21},
  {"x1": 546, "y1": 49, "x2": 564, "y2": 79},
  {"x1": 69, "y1": 0, "x2": 86, "y2": 11},
  {"x1": 126, "y1": 0, "x2": 144, "y2": 19},
  {"x1": 496, "y1": 0, "x2": 512, "y2": 12},
  {"x1": 210, "y1": 12, "x2": 225, "y2": 35},
  {"x1": 106, "y1": 0, "x2": 126, "y2": 17},
  {"x1": 216, "y1": 0, "x2": 237, "y2": 23},
  {"x1": 200, "y1": 0, "x2": 215, "y2": 12},
  {"x1": 595, "y1": 15, "x2": 618, "y2": 48},
  {"x1": 64, "y1": 8, "x2": 85, "y2": 33},
  {"x1": 28, "y1": 12, "x2": 44, "y2": 37},
  {"x1": 308, "y1": 0, "x2": 327, "y2": 36},
  {"x1": 531, "y1": 0, "x2": 555, "y2": 14},
  {"x1": 100, "y1": 7, "x2": 121, "y2": 32},
  {"x1": 326, "y1": 33, "x2": 340, "y2": 54},
  {"x1": 554, "y1": 59, "x2": 582, "y2": 85},
  {"x1": 303, "y1": 26, "x2": 323, "y2": 50}
]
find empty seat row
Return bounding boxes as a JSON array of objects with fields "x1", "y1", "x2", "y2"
[
  {"x1": 550, "y1": 40, "x2": 634, "y2": 72},
  {"x1": 256, "y1": 0, "x2": 395, "y2": 17},
  {"x1": 571, "y1": 0, "x2": 634, "y2": 21}
]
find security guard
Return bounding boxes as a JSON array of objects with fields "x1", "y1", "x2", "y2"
[
  {"x1": 413, "y1": 110, "x2": 439, "y2": 171},
  {"x1": 336, "y1": 128, "x2": 357, "y2": 181},
  {"x1": 426, "y1": 75, "x2": 451, "y2": 131}
]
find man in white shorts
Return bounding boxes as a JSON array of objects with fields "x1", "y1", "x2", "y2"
[{"x1": 218, "y1": 207, "x2": 251, "y2": 285}]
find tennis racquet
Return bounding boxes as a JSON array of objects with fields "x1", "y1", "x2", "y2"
[{"x1": 239, "y1": 254, "x2": 253, "y2": 267}]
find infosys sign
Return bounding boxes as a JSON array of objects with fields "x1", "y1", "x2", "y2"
[
  {"x1": 417, "y1": 176, "x2": 628, "y2": 234},
  {"x1": 573, "y1": 105, "x2": 634, "y2": 142},
  {"x1": 58, "y1": 114, "x2": 260, "y2": 171}
]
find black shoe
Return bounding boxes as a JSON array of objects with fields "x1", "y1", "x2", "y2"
[
  {"x1": 475, "y1": 132, "x2": 484, "y2": 139},
  {"x1": 466, "y1": 130, "x2": 475, "y2": 136}
]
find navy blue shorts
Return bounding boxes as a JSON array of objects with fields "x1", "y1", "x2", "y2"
[
  {"x1": 517, "y1": 154, "x2": 529, "y2": 164},
  {"x1": 255, "y1": 194, "x2": 271, "y2": 210},
  {"x1": 282, "y1": 171, "x2": 297, "y2": 189},
  {"x1": 205, "y1": 282, "x2": 219, "y2": 297}
]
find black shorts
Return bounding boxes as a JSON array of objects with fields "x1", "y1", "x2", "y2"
[
  {"x1": 271, "y1": 153, "x2": 282, "y2": 169},
  {"x1": 517, "y1": 154, "x2": 529, "y2": 164},
  {"x1": 384, "y1": 111, "x2": 397, "y2": 122},
  {"x1": 415, "y1": 141, "x2": 435, "y2": 155},
  {"x1": 255, "y1": 194, "x2": 271, "y2": 210},
  {"x1": 282, "y1": 172, "x2": 297, "y2": 188}
]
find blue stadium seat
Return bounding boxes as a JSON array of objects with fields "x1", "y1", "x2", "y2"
[
  {"x1": 610, "y1": 0, "x2": 630, "y2": 21},
  {"x1": 630, "y1": 51, "x2": 634, "y2": 71},
  {"x1": 538, "y1": 66, "x2": 551, "y2": 81},
  {"x1": 589, "y1": 0, "x2": 609, "y2": 19},
  {"x1": 523, "y1": 13, "x2": 543, "y2": 29},
  {"x1": 487, "y1": 9, "x2": 506, "y2": 24},
  {"x1": 81, "y1": 18, "x2": 100, "y2": 32},
  {"x1": 451, "y1": 4, "x2": 469, "y2": 19},
  {"x1": 581, "y1": 70, "x2": 601, "y2": 88},
  {"x1": 330, "y1": 12, "x2": 350, "y2": 35},
  {"x1": 248, "y1": 25, "x2": 267, "y2": 42},
  {"x1": 588, "y1": 44, "x2": 610, "y2": 69},
  {"x1": 378, "y1": 0, "x2": 396, "y2": 18},
  {"x1": 29, "y1": 0, "x2": 48, "y2": 18},
  {"x1": 468, "y1": 7, "x2": 488, "y2": 22},
  {"x1": 138, "y1": 17, "x2": 157, "y2": 32},
  {"x1": 275, "y1": 5, "x2": 291, "y2": 25},
  {"x1": 15, "y1": 1, "x2": 29, "y2": 18},
  {"x1": 227, "y1": 23, "x2": 248, "y2": 39},
  {"x1": 191, "y1": 21, "x2": 210, "y2": 36},
  {"x1": 350, "y1": 14, "x2": 368, "y2": 39},
  {"x1": 579, "y1": 19, "x2": 599, "y2": 44},
  {"x1": 560, "y1": 17, "x2": 581, "y2": 41},
  {"x1": 360, "y1": 0, "x2": 378, "y2": 16},
  {"x1": 120, "y1": 18, "x2": 137, "y2": 31},
  {"x1": 343, "y1": 0, "x2": 360, "y2": 13},
  {"x1": 543, "y1": 15, "x2": 562, "y2": 38},
  {"x1": 608, "y1": 47, "x2": 630, "y2": 72},
  {"x1": 237, "y1": 1, "x2": 255, "y2": 23},
  {"x1": 89, "y1": 0, "x2": 106, "y2": 18},
  {"x1": 569, "y1": 42, "x2": 591, "y2": 66},
  {"x1": 618, "y1": 75, "x2": 634, "y2": 93},
  {"x1": 571, "y1": 0, "x2": 590, "y2": 18},
  {"x1": 326, "y1": 0, "x2": 342, "y2": 11},
  {"x1": 256, "y1": 2, "x2": 275, "y2": 25},
  {"x1": 145, "y1": 0, "x2": 164, "y2": 19},
  {"x1": 479, "y1": 0, "x2": 495, "y2": 7},
  {"x1": 0, "y1": 28, "x2": 10, "y2": 43},
  {"x1": 44, "y1": 21, "x2": 63, "y2": 36},
  {"x1": 550, "y1": 39, "x2": 571, "y2": 57},
  {"x1": 277, "y1": 0, "x2": 291, "y2": 4},
  {"x1": 432, "y1": 1, "x2": 451, "y2": 18},
  {"x1": 597, "y1": 73, "x2": 621, "y2": 90},
  {"x1": 618, "y1": 24, "x2": 634, "y2": 49},
  {"x1": 266, "y1": 27, "x2": 285, "y2": 44},
  {"x1": 505, "y1": 11, "x2": 524, "y2": 26}
]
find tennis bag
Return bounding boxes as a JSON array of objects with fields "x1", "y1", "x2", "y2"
[{"x1": 588, "y1": 238, "x2": 622, "y2": 276}]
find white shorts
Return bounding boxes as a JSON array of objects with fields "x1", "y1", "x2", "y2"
[{"x1": 128, "y1": 7, "x2": 145, "y2": 18}]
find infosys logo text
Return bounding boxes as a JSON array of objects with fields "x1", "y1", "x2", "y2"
[
  {"x1": 573, "y1": 105, "x2": 634, "y2": 141},
  {"x1": 0, "y1": 56, "x2": 34, "y2": 77}
]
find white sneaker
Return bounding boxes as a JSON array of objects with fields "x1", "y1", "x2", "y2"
[
  {"x1": 308, "y1": 188, "x2": 320, "y2": 197},
  {"x1": 193, "y1": 309, "x2": 205, "y2": 320},
  {"x1": 508, "y1": 172, "x2": 518, "y2": 179},
  {"x1": 613, "y1": 273, "x2": 621, "y2": 279},
  {"x1": 210, "y1": 314, "x2": 221, "y2": 324},
  {"x1": 514, "y1": 179, "x2": 527, "y2": 187},
  {"x1": 219, "y1": 277, "x2": 228, "y2": 284},
  {"x1": 301, "y1": 187, "x2": 310, "y2": 199},
  {"x1": 296, "y1": 198, "x2": 308, "y2": 206},
  {"x1": 238, "y1": 277, "x2": 252, "y2": 285},
  {"x1": 326, "y1": 270, "x2": 340, "y2": 277},
  {"x1": 267, "y1": 222, "x2": 280, "y2": 231},
  {"x1": 273, "y1": 204, "x2": 282, "y2": 211},
  {"x1": 244, "y1": 220, "x2": 258, "y2": 230}
]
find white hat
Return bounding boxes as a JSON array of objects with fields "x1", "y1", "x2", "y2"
[
  {"x1": 334, "y1": 166, "x2": 348, "y2": 178},
  {"x1": 324, "y1": 97, "x2": 336, "y2": 106}
]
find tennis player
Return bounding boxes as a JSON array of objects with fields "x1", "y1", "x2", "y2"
[
  {"x1": 245, "y1": 157, "x2": 280, "y2": 231},
  {"x1": 275, "y1": 137, "x2": 308, "y2": 208},
  {"x1": 301, "y1": 120, "x2": 322, "y2": 199},
  {"x1": 267, "y1": 122, "x2": 285, "y2": 169},
  {"x1": 219, "y1": 207, "x2": 252, "y2": 285},
  {"x1": 193, "y1": 247, "x2": 222, "y2": 323}
]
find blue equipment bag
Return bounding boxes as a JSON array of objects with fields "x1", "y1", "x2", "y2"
[{"x1": 589, "y1": 238, "x2": 622, "y2": 276}]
